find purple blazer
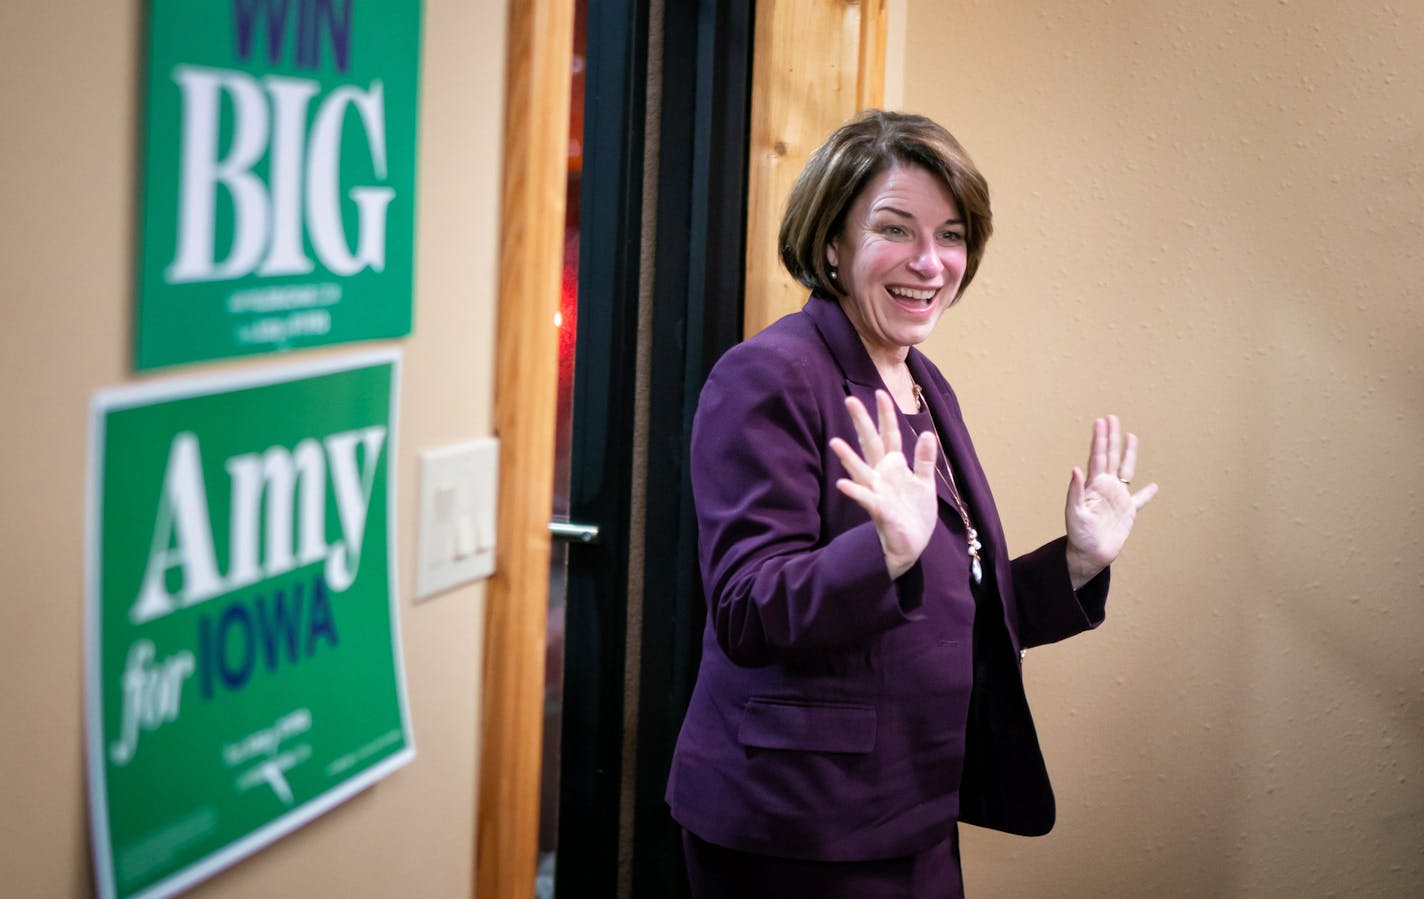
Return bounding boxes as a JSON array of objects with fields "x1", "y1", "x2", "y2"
[{"x1": 666, "y1": 296, "x2": 1110, "y2": 862}]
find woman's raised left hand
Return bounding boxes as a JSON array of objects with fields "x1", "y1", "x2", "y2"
[{"x1": 1064, "y1": 414, "x2": 1158, "y2": 590}]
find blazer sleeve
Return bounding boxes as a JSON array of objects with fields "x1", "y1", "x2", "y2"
[
  {"x1": 691, "y1": 341, "x2": 925, "y2": 667},
  {"x1": 1010, "y1": 536, "x2": 1110, "y2": 649}
]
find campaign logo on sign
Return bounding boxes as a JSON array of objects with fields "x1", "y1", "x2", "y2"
[
  {"x1": 86, "y1": 351, "x2": 413, "y2": 898},
  {"x1": 135, "y1": 1, "x2": 423, "y2": 369}
]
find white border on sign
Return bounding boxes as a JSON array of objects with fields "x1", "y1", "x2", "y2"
[{"x1": 85, "y1": 348, "x2": 416, "y2": 899}]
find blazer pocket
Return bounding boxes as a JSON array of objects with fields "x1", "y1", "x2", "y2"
[{"x1": 737, "y1": 698, "x2": 877, "y2": 754}]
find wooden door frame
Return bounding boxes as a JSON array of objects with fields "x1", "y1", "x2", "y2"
[
  {"x1": 478, "y1": 1, "x2": 574, "y2": 898},
  {"x1": 742, "y1": 0, "x2": 886, "y2": 337}
]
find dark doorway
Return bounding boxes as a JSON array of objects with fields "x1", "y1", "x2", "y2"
[{"x1": 544, "y1": 1, "x2": 753, "y2": 897}]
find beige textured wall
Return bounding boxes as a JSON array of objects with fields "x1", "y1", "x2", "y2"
[
  {"x1": 0, "y1": 0, "x2": 505, "y2": 894},
  {"x1": 902, "y1": 0, "x2": 1423, "y2": 895}
]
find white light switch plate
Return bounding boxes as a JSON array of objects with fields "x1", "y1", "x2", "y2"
[{"x1": 416, "y1": 438, "x2": 498, "y2": 600}]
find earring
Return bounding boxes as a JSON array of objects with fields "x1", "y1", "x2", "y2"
[{"x1": 829, "y1": 267, "x2": 838, "y2": 282}]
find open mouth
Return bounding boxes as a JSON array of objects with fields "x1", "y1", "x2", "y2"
[{"x1": 887, "y1": 285, "x2": 940, "y2": 309}]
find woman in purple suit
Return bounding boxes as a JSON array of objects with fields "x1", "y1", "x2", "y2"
[{"x1": 665, "y1": 110, "x2": 1158, "y2": 897}]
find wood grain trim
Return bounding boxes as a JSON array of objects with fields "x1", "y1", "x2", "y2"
[
  {"x1": 477, "y1": 0, "x2": 574, "y2": 896},
  {"x1": 742, "y1": 0, "x2": 890, "y2": 339},
  {"x1": 857, "y1": 0, "x2": 887, "y2": 110}
]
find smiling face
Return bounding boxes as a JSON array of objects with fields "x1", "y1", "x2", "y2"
[{"x1": 826, "y1": 163, "x2": 968, "y2": 367}]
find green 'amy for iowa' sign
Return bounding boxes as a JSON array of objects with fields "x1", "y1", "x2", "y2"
[
  {"x1": 135, "y1": 0, "x2": 423, "y2": 369},
  {"x1": 86, "y1": 351, "x2": 413, "y2": 899}
]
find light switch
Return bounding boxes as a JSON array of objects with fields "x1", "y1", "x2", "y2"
[{"x1": 416, "y1": 438, "x2": 499, "y2": 600}]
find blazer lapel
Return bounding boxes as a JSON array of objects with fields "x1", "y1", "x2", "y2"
[
  {"x1": 804, "y1": 297, "x2": 957, "y2": 507},
  {"x1": 906, "y1": 351, "x2": 1022, "y2": 647},
  {"x1": 805, "y1": 294, "x2": 879, "y2": 396},
  {"x1": 905, "y1": 349, "x2": 1002, "y2": 533}
]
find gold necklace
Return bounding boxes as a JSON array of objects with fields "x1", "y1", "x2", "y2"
[{"x1": 910, "y1": 383, "x2": 984, "y2": 585}]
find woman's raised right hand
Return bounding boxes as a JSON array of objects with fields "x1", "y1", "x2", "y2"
[{"x1": 829, "y1": 390, "x2": 939, "y2": 580}]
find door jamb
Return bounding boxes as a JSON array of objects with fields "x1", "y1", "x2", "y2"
[{"x1": 477, "y1": 2, "x2": 575, "y2": 897}]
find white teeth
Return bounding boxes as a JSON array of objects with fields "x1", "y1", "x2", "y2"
[{"x1": 888, "y1": 286, "x2": 938, "y2": 302}]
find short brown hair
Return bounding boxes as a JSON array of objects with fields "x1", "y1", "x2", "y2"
[{"x1": 779, "y1": 110, "x2": 993, "y2": 302}]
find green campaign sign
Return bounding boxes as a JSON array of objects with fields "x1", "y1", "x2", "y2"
[
  {"x1": 86, "y1": 350, "x2": 413, "y2": 898},
  {"x1": 135, "y1": 0, "x2": 423, "y2": 370}
]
